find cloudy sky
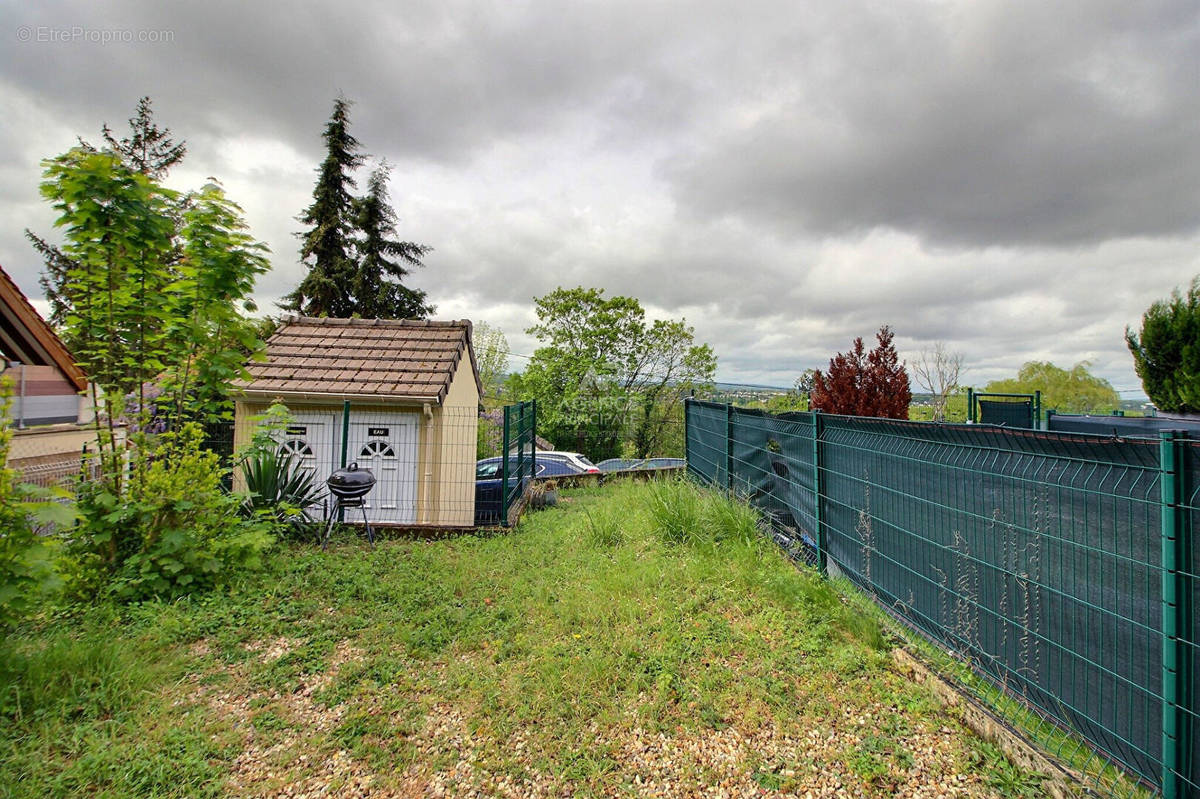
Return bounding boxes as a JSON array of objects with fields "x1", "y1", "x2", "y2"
[{"x1": 2, "y1": 1, "x2": 1198, "y2": 396}]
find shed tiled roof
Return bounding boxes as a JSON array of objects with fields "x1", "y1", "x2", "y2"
[{"x1": 237, "y1": 317, "x2": 482, "y2": 403}]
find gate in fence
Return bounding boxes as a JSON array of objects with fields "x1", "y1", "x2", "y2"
[
  {"x1": 684, "y1": 398, "x2": 1198, "y2": 798},
  {"x1": 967, "y1": 388, "x2": 1041, "y2": 429},
  {"x1": 499, "y1": 399, "x2": 537, "y2": 527}
]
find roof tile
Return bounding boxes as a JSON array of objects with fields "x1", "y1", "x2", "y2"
[{"x1": 236, "y1": 317, "x2": 480, "y2": 400}]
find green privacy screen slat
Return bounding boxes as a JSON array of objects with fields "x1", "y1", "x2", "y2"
[{"x1": 684, "y1": 398, "x2": 1194, "y2": 797}]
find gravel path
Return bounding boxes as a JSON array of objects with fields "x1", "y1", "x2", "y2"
[{"x1": 190, "y1": 638, "x2": 1003, "y2": 799}]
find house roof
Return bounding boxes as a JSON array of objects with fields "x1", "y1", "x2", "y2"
[
  {"x1": 0, "y1": 264, "x2": 87, "y2": 391},
  {"x1": 237, "y1": 317, "x2": 483, "y2": 403}
]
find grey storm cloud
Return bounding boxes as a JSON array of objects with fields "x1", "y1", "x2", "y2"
[
  {"x1": 663, "y1": 1, "x2": 1200, "y2": 248},
  {"x1": 1, "y1": 0, "x2": 1198, "y2": 392}
]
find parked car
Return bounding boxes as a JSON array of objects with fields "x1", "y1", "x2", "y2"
[
  {"x1": 597, "y1": 457, "x2": 686, "y2": 473},
  {"x1": 597, "y1": 458, "x2": 642, "y2": 472},
  {"x1": 474, "y1": 451, "x2": 598, "y2": 525},
  {"x1": 536, "y1": 450, "x2": 601, "y2": 475}
]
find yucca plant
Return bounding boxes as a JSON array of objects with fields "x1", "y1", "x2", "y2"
[{"x1": 238, "y1": 447, "x2": 325, "y2": 537}]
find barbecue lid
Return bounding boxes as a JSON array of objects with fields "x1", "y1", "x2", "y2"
[{"x1": 327, "y1": 462, "x2": 376, "y2": 490}]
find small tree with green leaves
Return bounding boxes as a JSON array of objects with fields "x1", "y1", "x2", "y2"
[
  {"x1": 32, "y1": 115, "x2": 275, "y2": 598},
  {"x1": 512, "y1": 287, "x2": 716, "y2": 459},
  {"x1": 38, "y1": 148, "x2": 178, "y2": 492},
  {"x1": 28, "y1": 96, "x2": 186, "y2": 327},
  {"x1": 1126, "y1": 277, "x2": 1200, "y2": 414},
  {"x1": 162, "y1": 181, "x2": 270, "y2": 424}
]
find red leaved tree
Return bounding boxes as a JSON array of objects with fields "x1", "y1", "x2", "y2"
[{"x1": 810, "y1": 326, "x2": 912, "y2": 418}]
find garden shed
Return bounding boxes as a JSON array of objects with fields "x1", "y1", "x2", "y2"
[{"x1": 233, "y1": 317, "x2": 481, "y2": 527}]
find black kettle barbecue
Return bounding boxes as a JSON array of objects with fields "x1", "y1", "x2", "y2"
[{"x1": 322, "y1": 462, "x2": 376, "y2": 549}]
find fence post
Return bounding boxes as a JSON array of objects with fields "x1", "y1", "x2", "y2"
[
  {"x1": 1034, "y1": 390, "x2": 1042, "y2": 429},
  {"x1": 530, "y1": 400, "x2": 536, "y2": 483},
  {"x1": 515, "y1": 402, "x2": 526, "y2": 511},
  {"x1": 338, "y1": 399, "x2": 351, "y2": 522},
  {"x1": 683, "y1": 397, "x2": 692, "y2": 478},
  {"x1": 812, "y1": 410, "x2": 826, "y2": 576},
  {"x1": 725, "y1": 402, "x2": 734, "y2": 493},
  {"x1": 1160, "y1": 430, "x2": 1193, "y2": 798},
  {"x1": 500, "y1": 404, "x2": 511, "y2": 526},
  {"x1": 966, "y1": 387, "x2": 975, "y2": 423}
]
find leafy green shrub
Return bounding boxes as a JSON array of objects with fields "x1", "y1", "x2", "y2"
[
  {"x1": 71, "y1": 425, "x2": 273, "y2": 601},
  {"x1": 0, "y1": 379, "x2": 67, "y2": 631}
]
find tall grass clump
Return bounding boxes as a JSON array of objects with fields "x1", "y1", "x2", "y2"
[
  {"x1": 646, "y1": 478, "x2": 704, "y2": 545},
  {"x1": 584, "y1": 506, "x2": 626, "y2": 548},
  {"x1": 648, "y1": 477, "x2": 765, "y2": 550},
  {"x1": 0, "y1": 631, "x2": 152, "y2": 724},
  {"x1": 701, "y1": 490, "x2": 763, "y2": 548}
]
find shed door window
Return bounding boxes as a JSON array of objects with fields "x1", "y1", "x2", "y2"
[
  {"x1": 279, "y1": 439, "x2": 314, "y2": 459},
  {"x1": 359, "y1": 440, "x2": 396, "y2": 459}
]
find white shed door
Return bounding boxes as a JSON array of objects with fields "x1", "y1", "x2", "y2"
[
  {"x1": 277, "y1": 415, "x2": 335, "y2": 517},
  {"x1": 348, "y1": 416, "x2": 418, "y2": 524}
]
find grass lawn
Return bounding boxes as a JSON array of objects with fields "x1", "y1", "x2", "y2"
[{"x1": 0, "y1": 479, "x2": 1048, "y2": 798}]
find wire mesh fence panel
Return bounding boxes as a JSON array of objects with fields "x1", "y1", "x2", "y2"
[
  {"x1": 684, "y1": 398, "x2": 1198, "y2": 797},
  {"x1": 6, "y1": 424, "x2": 121, "y2": 495},
  {"x1": 730, "y1": 406, "x2": 819, "y2": 565},
  {"x1": 499, "y1": 400, "x2": 537, "y2": 527},
  {"x1": 821, "y1": 417, "x2": 1164, "y2": 791},
  {"x1": 685, "y1": 401, "x2": 726, "y2": 486},
  {"x1": 1048, "y1": 413, "x2": 1200, "y2": 439}
]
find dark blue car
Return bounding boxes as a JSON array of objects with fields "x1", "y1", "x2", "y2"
[{"x1": 474, "y1": 453, "x2": 593, "y2": 525}]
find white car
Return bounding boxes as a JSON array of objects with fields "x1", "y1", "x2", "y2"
[{"x1": 535, "y1": 450, "x2": 601, "y2": 475}]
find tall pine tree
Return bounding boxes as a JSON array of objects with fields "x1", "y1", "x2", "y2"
[
  {"x1": 284, "y1": 99, "x2": 434, "y2": 319},
  {"x1": 283, "y1": 98, "x2": 364, "y2": 317},
  {"x1": 352, "y1": 162, "x2": 433, "y2": 319},
  {"x1": 99, "y1": 96, "x2": 187, "y2": 180}
]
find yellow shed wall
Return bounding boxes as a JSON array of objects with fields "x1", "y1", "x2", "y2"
[
  {"x1": 429, "y1": 358, "x2": 480, "y2": 526},
  {"x1": 234, "y1": 385, "x2": 477, "y2": 527}
]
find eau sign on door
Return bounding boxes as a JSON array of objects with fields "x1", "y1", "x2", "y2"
[{"x1": 348, "y1": 416, "x2": 418, "y2": 524}]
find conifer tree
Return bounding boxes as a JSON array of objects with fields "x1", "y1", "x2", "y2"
[
  {"x1": 27, "y1": 96, "x2": 186, "y2": 324},
  {"x1": 1127, "y1": 277, "x2": 1200, "y2": 414},
  {"x1": 99, "y1": 96, "x2": 187, "y2": 180},
  {"x1": 810, "y1": 326, "x2": 911, "y2": 418},
  {"x1": 352, "y1": 162, "x2": 433, "y2": 319},
  {"x1": 283, "y1": 98, "x2": 364, "y2": 317}
]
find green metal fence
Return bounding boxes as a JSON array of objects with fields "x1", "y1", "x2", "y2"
[
  {"x1": 501, "y1": 400, "x2": 537, "y2": 527},
  {"x1": 684, "y1": 398, "x2": 1197, "y2": 797}
]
